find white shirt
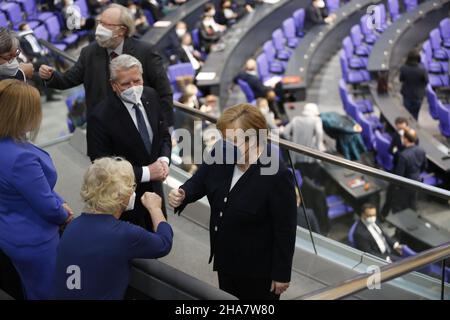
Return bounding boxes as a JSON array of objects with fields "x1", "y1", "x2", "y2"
[
  {"x1": 121, "y1": 99, "x2": 169, "y2": 182},
  {"x1": 182, "y1": 44, "x2": 200, "y2": 70},
  {"x1": 229, "y1": 165, "x2": 245, "y2": 191},
  {"x1": 364, "y1": 221, "x2": 387, "y2": 254}
]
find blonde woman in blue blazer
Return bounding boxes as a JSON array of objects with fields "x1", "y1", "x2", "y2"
[{"x1": 0, "y1": 80, "x2": 72, "y2": 299}]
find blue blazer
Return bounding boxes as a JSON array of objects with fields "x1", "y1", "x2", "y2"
[{"x1": 0, "y1": 138, "x2": 68, "y2": 246}]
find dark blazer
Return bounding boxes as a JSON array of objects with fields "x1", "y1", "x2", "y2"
[
  {"x1": 237, "y1": 71, "x2": 269, "y2": 98},
  {"x1": 46, "y1": 37, "x2": 174, "y2": 126},
  {"x1": 176, "y1": 149, "x2": 297, "y2": 282},
  {"x1": 399, "y1": 63, "x2": 428, "y2": 101},
  {"x1": 394, "y1": 145, "x2": 427, "y2": 181},
  {"x1": 306, "y1": 5, "x2": 328, "y2": 25},
  {"x1": 354, "y1": 220, "x2": 396, "y2": 260},
  {"x1": 87, "y1": 87, "x2": 171, "y2": 230}
]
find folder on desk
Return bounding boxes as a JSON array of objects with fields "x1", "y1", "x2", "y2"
[{"x1": 196, "y1": 72, "x2": 217, "y2": 81}]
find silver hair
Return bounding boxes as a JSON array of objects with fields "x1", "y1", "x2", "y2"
[
  {"x1": 109, "y1": 54, "x2": 143, "y2": 81},
  {"x1": 0, "y1": 28, "x2": 19, "y2": 55},
  {"x1": 104, "y1": 3, "x2": 135, "y2": 37}
]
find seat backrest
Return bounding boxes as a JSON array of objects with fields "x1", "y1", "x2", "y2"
[
  {"x1": 429, "y1": 28, "x2": 443, "y2": 50},
  {"x1": 326, "y1": 0, "x2": 340, "y2": 13},
  {"x1": 422, "y1": 40, "x2": 433, "y2": 61},
  {"x1": 436, "y1": 99, "x2": 450, "y2": 130},
  {"x1": 263, "y1": 41, "x2": 276, "y2": 61},
  {"x1": 256, "y1": 53, "x2": 270, "y2": 80},
  {"x1": 0, "y1": 2, "x2": 22, "y2": 25},
  {"x1": 272, "y1": 28, "x2": 286, "y2": 51},
  {"x1": 401, "y1": 245, "x2": 417, "y2": 257},
  {"x1": 237, "y1": 79, "x2": 255, "y2": 103},
  {"x1": 292, "y1": 8, "x2": 305, "y2": 32},
  {"x1": 167, "y1": 63, "x2": 195, "y2": 85},
  {"x1": 426, "y1": 83, "x2": 439, "y2": 119},
  {"x1": 388, "y1": 0, "x2": 400, "y2": 20},
  {"x1": 282, "y1": 17, "x2": 296, "y2": 39},
  {"x1": 374, "y1": 130, "x2": 391, "y2": 153},
  {"x1": 439, "y1": 18, "x2": 450, "y2": 40},
  {"x1": 378, "y1": 3, "x2": 386, "y2": 25},
  {"x1": 356, "y1": 112, "x2": 375, "y2": 149},
  {"x1": 74, "y1": 0, "x2": 89, "y2": 18},
  {"x1": 45, "y1": 15, "x2": 62, "y2": 41},
  {"x1": 342, "y1": 36, "x2": 354, "y2": 59},
  {"x1": 0, "y1": 11, "x2": 8, "y2": 28},
  {"x1": 15, "y1": 0, "x2": 36, "y2": 18},
  {"x1": 350, "y1": 25, "x2": 363, "y2": 47},
  {"x1": 404, "y1": 0, "x2": 418, "y2": 12},
  {"x1": 33, "y1": 23, "x2": 49, "y2": 41},
  {"x1": 191, "y1": 28, "x2": 200, "y2": 50},
  {"x1": 339, "y1": 51, "x2": 349, "y2": 83},
  {"x1": 360, "y1": 15, "x2": 374, "y2": 35},
  {"x1": 348, "y1": 220, "x2": 358, "y2": 247},
  {"x1": 338, "y1": 79, "x2": 350, "y2": 111}
]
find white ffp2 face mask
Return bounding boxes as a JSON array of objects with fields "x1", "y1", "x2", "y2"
[
  {"x1": 365, "y1": 216, "x2": 376, "y2": 225},
  {"x1": 0, "y1": 58, "x2": 20, "y2": 77},
  {"x1": 95, "y1": 24, "x2": 114, "y2": 47},
  {"x1": 125, "y1": 192, "x2": 136, "y2": 211},
  {"x1": 120, "y1": 85, "x2": 144, "y2": 105}
]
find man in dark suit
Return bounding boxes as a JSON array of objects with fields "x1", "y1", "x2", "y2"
[
  {"x1": 39, "y1": 3, "x2": 174, "y2": 126},
  {"x1": 87, "y1": 54, "x2": 171, "y2": 231},
  {"x1": 382, "y1": 129, "x2": 427, "y2": 216},
  {"x1": 354, "y1": 203, "x2": 404, "y2": 262},
  {"x1": 399, "y1": 49, "x2": 428, "y2": 121},
  {"x1": 305, "y1": 0, "x2": 335, "y2": 26}
]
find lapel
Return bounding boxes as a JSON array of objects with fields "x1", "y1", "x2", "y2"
[
  {"x1": 227, "y1": 162, "x2": 260, "y2": 199},
  {"x1": 110, "y1": 93, "x2": 150, "y2": 157}
]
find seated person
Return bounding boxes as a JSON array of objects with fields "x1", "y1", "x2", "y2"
[
  {"x1": 179, "y1": 83, "x2": 201, "y2": 109},
  {"x1": 256, "y1": 98, "x2": 281, "y2": 130},
  {"x1": 140, "y1": 0, "x2": 165, "y2": 21},
  {"x1": 53, "y1": 157, "x2": 173, "y2": 299},
  {"x1": 216, "y1": 0, "x2": 239, "y2": 26},
  {"x1": 306, "y1": 0, "x2": 336, "y2": 25},
  {"x1": 354, "y1": 203, "x2": 404, "y2": 263},
  {"x1": 177, "y1": 33, "x2": 204, "y2": 72},
  {"x1": 127, "y1": 1, "x2": 151, "y2": 36},
  {"x1": 295, "y1": 187, "x2": 321, "y2": 234},
  {"x1": 237, "y1": 58, "x2": 284, "y2": 117},
  {"x1": 199, "y1": 3, "x2": 226, "y2": 52}
]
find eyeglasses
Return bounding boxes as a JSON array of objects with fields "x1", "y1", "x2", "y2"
[
  {"x1": 0, "y1": 48, "x2": 21, "y2": 63},
  {"x1": 95, "y1": 19, "x2": 124, "y2": 29}
]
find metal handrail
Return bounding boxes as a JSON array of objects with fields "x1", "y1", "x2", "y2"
[
  {"x1": 296, "y1": 241, "x2": 450, "y2": 300},
  {"x1": 173, "y1": 101, "x2": 450, "y2": 200},
  {"x1": 36, "y1": 41, "x2": 450, "y2": 200}
]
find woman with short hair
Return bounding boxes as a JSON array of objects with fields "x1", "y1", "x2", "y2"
[
  {"x1": 0, "y1": 79, "x2": 73, "y2": 299},
  {"x1": 53, "y1": 157, "x2": 173, "y2": 300},
  {"x1": 169, "y1": 103, "x2": 297, "y2": 300}
]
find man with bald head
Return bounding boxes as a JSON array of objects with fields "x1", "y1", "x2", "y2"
[{"x1": 39, "y1": 3, "x2": 174, "y2": 126}]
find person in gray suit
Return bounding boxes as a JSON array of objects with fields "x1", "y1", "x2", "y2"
[{"x1": 39, "y1": 3, "x2": 174, "y2": 126}]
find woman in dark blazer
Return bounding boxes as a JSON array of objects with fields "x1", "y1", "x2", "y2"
[
  {"x1": 169, "y1": 103, "x2": 297, "y2": 300},
  {"x1": 0, "y1": 80, "x2": 72, "y2": 299}
]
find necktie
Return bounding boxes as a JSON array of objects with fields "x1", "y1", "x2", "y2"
[
  {"x1": 133, "y1": 104, "x2": 152, "y2": 154},
  {"x1": 110, "y1": 51, "x2": 119, "y2": 61}
]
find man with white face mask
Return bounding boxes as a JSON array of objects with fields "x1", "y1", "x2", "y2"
[
  {"x1": 0, "y1": 28, "x2": 33, "y2": 82},
  {"x1": 354, "y1": 203, "x2": 404, "y2": 262},
  {"x1": 87, "y1": 54, "x2": 171, "y2": 231},
  {"x1": 39, "y1": 4, "x2": 174, "y2": 127}
]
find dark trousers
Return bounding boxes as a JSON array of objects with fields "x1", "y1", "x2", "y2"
[
  {"x1": 218, "y1": 272, "x2": 280, "y2": 300},
  {"x1": 381, "y1": 184, "x2": 417, "y2": 217},
  {"x1": 403, "y1": 98, "x2": 423, "y2": 121}
]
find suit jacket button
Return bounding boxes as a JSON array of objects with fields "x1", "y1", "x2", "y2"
[
  {"x1": 215, "y1": 226, "x2": 218, "y2": 232},
  {"x1": 224, "y1": 197, "x2": 227, "y2": 203},
  {"x1": 219, "y1": 212, "x2": 223, "y2": 217}
]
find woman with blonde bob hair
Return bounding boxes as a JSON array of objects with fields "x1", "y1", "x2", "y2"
[
  {"x1": 0, "y1": 79, "x2": 73, "y2": 299},
  {"x1": 169, "y1": 103, "x2": 297, "y2": 300},
  {"x1": 53, "y1": 157, "x2": 173, "y2": 300}
]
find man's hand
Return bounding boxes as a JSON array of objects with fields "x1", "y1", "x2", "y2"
[
  {"x1": 168, "y1": 188, "x2": 186, "y2": 208},
  {"x1": 39, "y1": 64, "x2": 54, "y2": 80},
  {"x1": 160, "y1": 160, "x2": 169, "y2": 180},
  {"x1": 19, "y1": 63, "x2": 34, "y2": 79},
  {"x1": 141, "y1": 192, "x2": 162, "y2": 212},
  {"x1": 270, "y1": 281, "x2": 289, "y2": 295},
  {"x1": 148, "y1": 161, "x2": 165, "y2": 181}
]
